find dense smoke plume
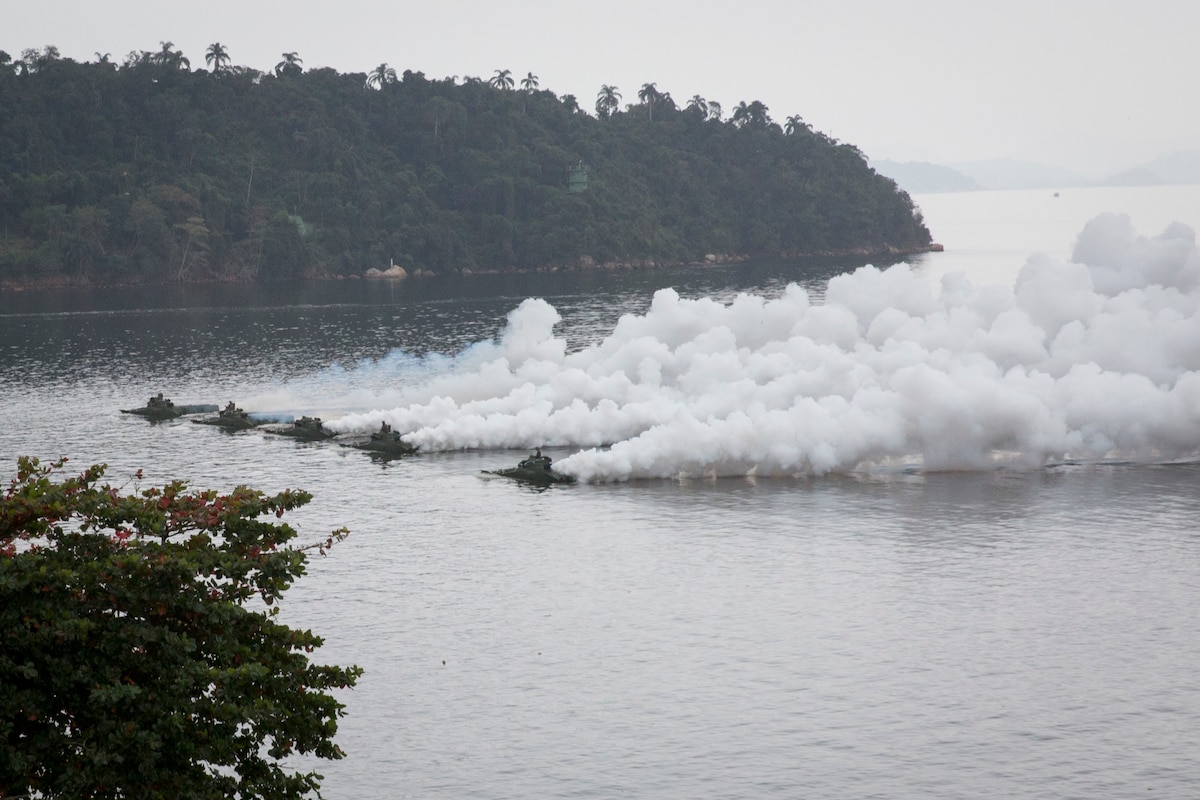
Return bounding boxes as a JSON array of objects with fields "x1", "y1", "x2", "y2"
[{"x1": 324, "y1": 214, "x2": 1200, "y2": 481}]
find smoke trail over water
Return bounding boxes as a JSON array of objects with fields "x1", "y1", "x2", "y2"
[{"x1": 326, "y1": 214, "x2": 1200, "y2": 481}]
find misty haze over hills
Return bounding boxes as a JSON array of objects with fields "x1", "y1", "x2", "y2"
[{"x1": 873, "y1": 150, "x2": 1200, "y2": 193}]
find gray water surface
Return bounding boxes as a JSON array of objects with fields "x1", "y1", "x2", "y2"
[{"x1": 2, "y1": 255, "x2": 1198, "y2": 798}]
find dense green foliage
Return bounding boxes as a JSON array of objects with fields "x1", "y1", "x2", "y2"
[
  {"x1": 0, "y1": 44, "x2": 931, "y2": 285},
  {"x1": 1, "y1": 456, "x2": 361, "y2": 799}
]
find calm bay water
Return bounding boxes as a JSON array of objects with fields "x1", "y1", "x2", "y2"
[{"x1": 2, "y1": 186, "x2": 1199, "y2": 798}]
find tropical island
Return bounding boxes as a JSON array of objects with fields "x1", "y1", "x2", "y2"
[{"x1": 0, "y1": 44, "x2": 933, "y2": 288}]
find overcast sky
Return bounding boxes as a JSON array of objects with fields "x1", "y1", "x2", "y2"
[{"x1": 6, "y1": 0, "x2": 1197, "y2": 177}]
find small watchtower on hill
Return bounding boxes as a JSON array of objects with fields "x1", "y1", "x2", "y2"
[{"x1": 567, "y1": 162, "x2": 589, "y2": 192}]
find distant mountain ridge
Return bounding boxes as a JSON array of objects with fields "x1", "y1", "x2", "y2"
[
  {"x1": 951, "y1": 159, "x2": 1088, "y2": 191},
  {"x1": 873, "y1": 150, "x2": 1200, "y2": 193},
  {"x1": 869, "y1": 160, "x2": 980, "y2": 193},
  {"x1": 1118, "y1": 151, "x2": 1200, "y2": 185}
]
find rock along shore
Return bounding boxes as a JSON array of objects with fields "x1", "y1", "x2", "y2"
[{"x1": 2, "y1": 244, "x2": 943, "y2": 291}]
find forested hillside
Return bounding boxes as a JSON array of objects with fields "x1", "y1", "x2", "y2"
[{"x1": 0, "y1": 44, "x2": 932, "y2": 286}]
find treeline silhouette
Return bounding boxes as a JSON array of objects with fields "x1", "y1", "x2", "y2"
[{"x1": 0, "y1": 44, "x2": 932, "y2": 285}]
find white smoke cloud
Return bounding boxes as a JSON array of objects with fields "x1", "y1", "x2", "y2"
[{"x1": 327, "y1": 214, "x2": 1200, "y2": 481}]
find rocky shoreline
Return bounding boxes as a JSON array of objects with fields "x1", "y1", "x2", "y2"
[
  {"x1": 367, "y1": 243, "x2": 944, "y2": 279},
  {"x1": 3, "y1": 243, "x2": 943, "y2": 291}
]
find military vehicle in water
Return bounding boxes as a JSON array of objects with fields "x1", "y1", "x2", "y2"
[
  {"x1": 486, "y1": 449, "x2": 576, "y2": 485},
  {"x1": 193, "y1": 401, "x2": 268, "y2": 432},
  {"x1": 267, "y1": 415, "x2": 336, "y2": 441},
  {"x1": 344, "y1": 421, "x2": 418, "y2": 458},
  {"x1": 121, "y1": 393, "x2": 218, "y2": 421}
]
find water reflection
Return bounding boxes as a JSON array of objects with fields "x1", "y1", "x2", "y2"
[{"x1": 0, "y1": 254, "x2": 877, "y2": 317}]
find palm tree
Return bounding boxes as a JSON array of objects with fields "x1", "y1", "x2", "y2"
[
  {"x1": 784, "y1": 114, "x2": 810, "y2": 135},
  {"x1": 638, "y1": 82, "x2": 662, "y2": 120},
  {"x1": 732, "y1": 100, "x2": 771, "y2": 129},
  {"x1": 686, "y1": 95, "x2": 708, "y2": 116},
  {"x1": 489, "y1": 69, "x2": 514, "y2": 90},
  {"x1": 518, "y1": 72, "x2": 539, "y2": 113},
  {"x1": 155, "y1": 41, "x2": 190, "y2": 70},
  {"x1": 275, "y1": 52, "x2": 303, "y2": 77},
  {"x1": 120, "y1": 50, "x2": 151, "y2": 69},
  {"x1": 747, "y1": 100, "x2": 772, "y2": 127},
  {"x1": 366, "y1": 62, "x2": 397, "y2": 89},
  {"x1": 205, "y1": 42, "x2": 230, "y2": 74},
  {"x1": 731, "y1": 101, "x2": 750, "y2": 128},
  {"x1": 595, "y1": 85, "x2": 621, "y2": 118}
]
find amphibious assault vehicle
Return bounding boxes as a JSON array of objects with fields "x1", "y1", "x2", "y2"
[
  {"x1": 193, "y1": 401, "x2": 268, "y2": 432},
  {"x1": 121, "y1": 393, "x2": 218, "y2": 421},
  {"x1": 344, "y1": 421, "x2": 418, "y2": 458},
  {"x1": 267, "y1": 415, "x2": 337, "y2": 441},
  {"x1": 486, "y1": 450, "x2": 575, "y2": 486}
]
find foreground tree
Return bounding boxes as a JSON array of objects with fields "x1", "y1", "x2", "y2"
[{"x1": 0, "y1": 457, "x2": 362, "y2": 799}]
